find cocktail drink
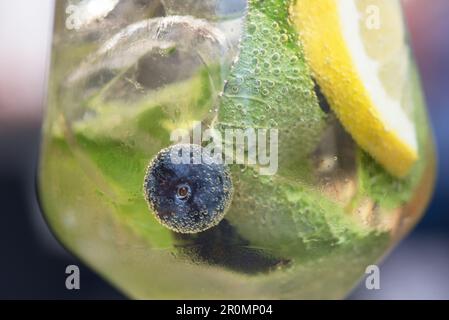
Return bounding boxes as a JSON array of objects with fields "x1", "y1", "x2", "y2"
[{"x1": 39, "y1": 0, "x2": 435, "y2": 299}]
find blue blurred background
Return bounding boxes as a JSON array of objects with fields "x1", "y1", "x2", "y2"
[{"x1": 0, "y1": 0, "x2": 447, "y2": 299}]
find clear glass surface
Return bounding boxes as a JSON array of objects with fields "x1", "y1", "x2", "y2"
[{"x1": 38, "y1": 0, "x2": 435, "y2": 299}]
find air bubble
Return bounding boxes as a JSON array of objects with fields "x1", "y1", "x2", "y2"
[
  {"x1": 269, "y1": 119, "x2": 278, "y2": 127},
  {"x1": 271, "y1": 53, "x2": 281, "y2": 62},
  {"x1": 248, "y1": 23, "x2": 257, "y2": 34}
]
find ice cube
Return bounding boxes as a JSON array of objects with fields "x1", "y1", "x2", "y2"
[{"x1": 66, "y1": 15, "x2": 235, "y2": 106}]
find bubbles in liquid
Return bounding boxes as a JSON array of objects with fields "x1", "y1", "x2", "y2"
[
  {"x1": 290, "y1": 56, "x2": 299, "y2": 64},
  {"x1": 263, "y1": 61, "x2": 271, "y2": 68},
  {"x1": 162, "y1": 0, "x2": 247, "y2": 20},
  {"x1": 280, "y1": 33, "x2": 289, "y2": 43},
  {"x1": 271, "y1": 52, "x2": 280, "y2": 62},
  {"x1": 248, "y1": 22, "x2": 257, "y2": 34}
]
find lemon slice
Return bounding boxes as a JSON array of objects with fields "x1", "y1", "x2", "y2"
[{"x1": 291, "y1": 0, "x2": 417, "y2": 178}]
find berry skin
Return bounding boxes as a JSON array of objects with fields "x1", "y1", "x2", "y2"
[{"x1": 143, "y1": 144, "x2": 233, "y2": 233}]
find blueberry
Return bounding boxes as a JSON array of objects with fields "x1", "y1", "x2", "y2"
[{"x1": 143, "y1": 144, "x2": 233, "y2": 233}]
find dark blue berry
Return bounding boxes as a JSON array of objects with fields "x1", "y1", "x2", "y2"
[{"x1": 144, "y1": 144, "x2": 233, "y2": 233}]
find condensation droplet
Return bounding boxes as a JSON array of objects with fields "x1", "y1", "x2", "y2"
[
  {"x1": 280, "y1": 34, "x2": 289, "y2": 43},
  {"x1": 248, "y1": 23, "x2": 257, "y2": 34}
]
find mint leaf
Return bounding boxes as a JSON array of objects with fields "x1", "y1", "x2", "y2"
[{"x1": 217, "y1": 0, "x2": 328, "y2": 180}]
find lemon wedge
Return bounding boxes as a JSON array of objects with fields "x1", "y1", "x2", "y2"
[{"x1": 291, "y1": 0, "x2": 417, "y2": 178}]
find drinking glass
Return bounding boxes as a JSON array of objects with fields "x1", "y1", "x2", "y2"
[{"x1": 38, "y1": 0, "x2": 435, "y2": 299}]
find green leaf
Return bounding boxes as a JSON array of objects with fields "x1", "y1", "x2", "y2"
[
  {"x1": 217, "y1": 0, "x2": 328, "y2": 181},
  {"x1": 226, "y1": 167, "x2": 375, "y2": 259}
]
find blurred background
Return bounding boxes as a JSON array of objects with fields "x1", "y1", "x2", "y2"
[{"x1": 0, "y1": 0, "x2": 447, "y2": 299}]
